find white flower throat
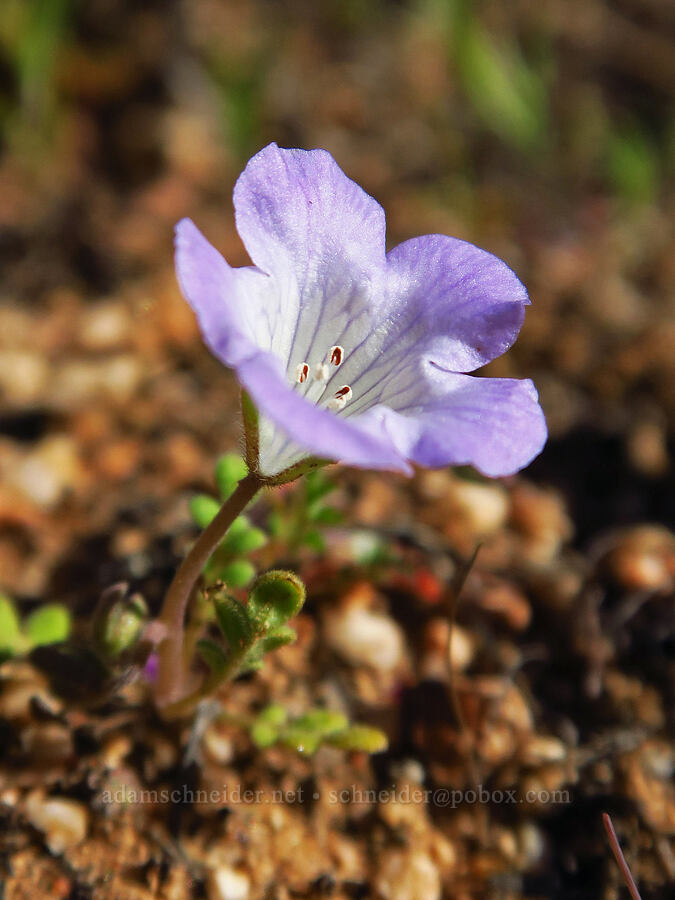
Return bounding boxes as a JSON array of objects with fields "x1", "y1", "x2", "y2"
[{"x1": 293, "y1": 344, "x2": 352, "y2": 412}]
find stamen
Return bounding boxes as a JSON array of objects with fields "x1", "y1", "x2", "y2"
[
  {"x1": 296, "y1": 362, "x2": 310, "y2": 384},
  {"x1": 327, "y1": 385, "x2": 352, "y2": 411},
  {"x1": 329, "y1": 345, "x2": 344, "y2": 367},
  {"x1": 313, "y1": 362, "x2": 330, "y2": 382}
]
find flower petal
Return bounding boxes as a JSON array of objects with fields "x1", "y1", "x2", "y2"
[
  {"x1": 234, "y1": 143, "x2": 386, "y2": 278},
  {"x1": 175, "y1": 218, "x2": 276, "y2": 364},
  {"x1": 175, "y1": 215, "x2": 409, "y2": 477},
  {"x1": 236, "y1": 349, "x2": 412, "y2": 476},
  {"x1": 233, "y1": 143, "x2": 386, "y2": 370},
  {"x1": 326, "y1": 234, "x2": 530, "y2": 414},
  {"x1": 384, "y1": 234, "x2": 529, "y2": 372},
  {"x1": 176, "y1": 150, "x2": 546, "y2": 480},
  {"x1": 357, "y1": 365, "x2": 547, "y2": 477}
]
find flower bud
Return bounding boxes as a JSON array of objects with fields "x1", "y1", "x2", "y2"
[
  {"x1": 93, "y1": 584, "x2": 148, "y2": 660},
  {"x1": 247, "y1": 570, "x2": 306, "y2": 631}
]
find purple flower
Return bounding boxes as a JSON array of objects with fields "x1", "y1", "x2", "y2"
[{"x1": 175, "y1": 143, "x2": 546, "y2": 479}]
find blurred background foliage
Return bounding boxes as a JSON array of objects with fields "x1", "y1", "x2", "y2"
[{"x1": 0, "y1": 0, "x2": 670, "y2": 196}]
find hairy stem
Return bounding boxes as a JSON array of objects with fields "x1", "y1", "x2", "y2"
[
  {"x1": 160, "y1": 640, "x2": 249, "y2": 720},
  {"x1": 154, "y1": 471, "x2": 261, "y2": 709}
]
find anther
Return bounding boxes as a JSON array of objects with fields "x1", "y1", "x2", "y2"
[
  {"x1": 329, "y1": 345, "x2": 344, "y2": 367},
  {"x1": 296, "y1": 362, "x2": 310, "y2": 384},
  {"x1": 327, "y1": 385, "x2": 352, "y2": 411}
]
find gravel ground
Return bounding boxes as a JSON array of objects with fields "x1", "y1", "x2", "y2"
[{"x1": 0, "y1": 1, "x2": 673, "y2": 897}]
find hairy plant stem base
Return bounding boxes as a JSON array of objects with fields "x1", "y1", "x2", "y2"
[
  {"x1": 154, "y1": 415, "x2": 329, "y2": 713},
  {"x1": 154, "y1": 471, "x2": 261, "y2": 709}
]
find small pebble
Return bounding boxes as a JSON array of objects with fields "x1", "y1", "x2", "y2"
[
  {"x1": 520, "y1": 735, "x2": 567, "y2": 766},
  {"x1": 496, "y1": 827, "x2": 519, "y2": 862},
  {"x1": 326, "y1": 603, "x2": 405, "y2": 672},
  {"x1": 640, "y1": 740, "x2": 673, "y2": 780},
  {"x1": 498, "y1": 684, "x2": 535, "y2": 732},
  {"x1": 0, "y1": 681, "x2": 61, "y2": 721},
  {"x1": 389, "y1": 758, "x2": 426, "y2": 785},
  {"x1": 420, "y1": 618, "x2": 474, "y2": 679},
  {"x1": 602, "y1": 526, "x2": 674, "y2": 591},
  {"x1": 0, "y1": 350, "x2": 49, "y2": 404},
  {"x1": 0, "y1": 788, "x2": 20, "y2": 807},
  {"x1": 78, "y1": 302, "x2": 130, "y2": 351},
  {"x1": 21, "y1": 723, "x2": 73, "y2": 763},
  {"x1": 25, "y1": 791, "x2": 89, "y2": 854},
  {"x1": 203, "y1": 724, "x2": 235, "y2": 765},
  {"x1": 626, "y1": 419, "x2": 669, "y2": 477},
  {"x1": 208, "y1": 866, "x2": 250, "y2": 900},
  {"x1": 143, "y1": 733, "x2": 177, "y2": 778},
  {"x1": 449, "y1": 478, "x2": 509, "y2": 537},
  {"x1": 101, "y1": 734, "x2": 133, "y2": 770},
  {"x1": 520, "y1": 764, "x2": 572, "y2": 803},
  {"x1": 478, "y1": 581, "x2": 531, "y2": 630},
  {"x1": 624, "y1": 745, "x2": 675, "y2": 833},
  {"x1": 510, "y1": 484, "x2": 573, "y2": 564},
  {"x1": 8, "y1": 435, "x2": 83, "y2": 508},
  {"x1": 52, "y1": 355, "x2": 142, "y2": 406},
  {"x1": 328, "y1": 833, "x2": 366, "y2": 881},
  {"x1": 375, "y1": 849, "x2": 441, "y2": 900},
  {"x1": 517, "y1": 822, "x2": 546, "y2": 869},
  {"x1": 480, "y1": 723, "x2": 516, "y2": 765},
  {"x1": 427, "y1": 832, "x2": 457, "y2": 871}
]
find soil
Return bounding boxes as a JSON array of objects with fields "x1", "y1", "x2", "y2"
[{"x1": 0, "y1": 1, "x2": 673, "y2": 898}]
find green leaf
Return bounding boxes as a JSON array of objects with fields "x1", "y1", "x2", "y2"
[
  {"x1": 281, "y1": 725, "x2": 322, "y2": 755},
  {"x1": 251, "y1": 718, "x2": 279, "y2": 748},
  {"x1": 453, "y1": 12, "x2": 547, "y2": 151},
  {"x1": 0, "y1": 594, "x2": 21, "y2": 652},
  {"x1": 607, "y1": 126, "x2": 658, "y2": 207},
  {"x1": 259, "y1": 625, "x2": 297, "y2": 653},
  {"x1": 221, "y1": 521, "x2": 267, "y2": 555},
  {"x1": 302, "y1": 529, "x2": 325, "y2": 553},
  {"x1": 221, "y1": 559, "x2": 257, "y2": 588},
  {"x1": 223, "y1": 514, "x2": 250, "y2": 539},
  {"x1": 196, "y1": 638, "x2": 229, "y2": 675},
  {"x1": 240, "y1": 644, "x2": 264, "y2": 673},
  {"x1": 189, "y1": 494, "x2": 220, "y2": 528},
  {"x1": 266, "y1": 509, "x2": 284, "y2": 538},
  {"x1": 215, "y1": 453, "x2": 248, "y2": 501},
  {"x1": 257, "y1": 704, "x2": 288, "y2": 727},
  {"x1": 309, "y1": 505, "x2": 342, "y2": 526},
  {"x1": 247, "y1": 570, "x2": 306, "y2": 631},
  {"x1": 213, "y1": 595, "x2": 254, "y2": 649},
  {"x1": 24, "y1": 604, "x2": 71, "y2": 648},
  {"x1": 305, "y1": 471, "x2": 336, "y2": 504},
  {"x1": 293, "y1": 708, "x2": 349, "y2": 737},
  {"x1": 250, "y1": 704, "x2": 287, "y2": 747},
  {"x1": 327, "y1": 724, "x2": 388, "y2": 754}
]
